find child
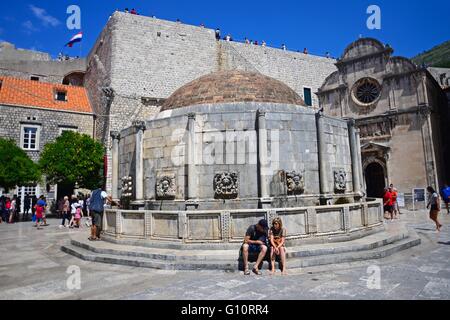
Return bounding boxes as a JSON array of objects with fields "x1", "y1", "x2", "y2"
[
  {"x1": 74, "y1": 205, "x2": 82, "y2": 228},
  {"x1": 269, "y1": 217, "x2": 287, "y2": 275},
  {"x1": 34, "y1": 204, "x2": 44, "y2": 230},
  {"x1": 68, "y1": 196, "x2": 78, "y2": 228}
]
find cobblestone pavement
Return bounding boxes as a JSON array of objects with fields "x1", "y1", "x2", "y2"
[{"x1": 0, "y1": 210, "x2": 449, "y2": 300}]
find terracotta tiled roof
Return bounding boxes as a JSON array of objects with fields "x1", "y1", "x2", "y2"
[{"x1": 0, "y1": 76, "x2": 92, "y2": 113}]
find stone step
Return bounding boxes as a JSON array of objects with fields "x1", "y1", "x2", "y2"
[
  {"x1": 61, "y1": 234, "x2": 420, "y2": 271},
  {"x1": 287, "y1": 236, "x2": 421, "y2": 268},
  {"x1": 69, "y1": 238, "x2": 237, "y2": 262},
  {"x1": 66, "y1": 224, "x2": 410, "y2": 262},
  {"x1": 61, "y1": 226, "x2": 421, "y2": 271},
  {"x1": 61, "y1": 244, "x2": 238, "y2": 271}
]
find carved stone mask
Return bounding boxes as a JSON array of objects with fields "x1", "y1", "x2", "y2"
[
  {"x1": 214, "y1": 172, "x2": 238, "y2": 199},
  {"x1": 334, "y1": 169, "x2": 347, "y2": 192},
  {"x1": 286, "y1": 171, "x2": 305, "y2": 195}
]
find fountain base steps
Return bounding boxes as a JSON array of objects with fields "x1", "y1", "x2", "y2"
[{"x1": 61, "y1": 222, "x2": 421, "y2": 271}]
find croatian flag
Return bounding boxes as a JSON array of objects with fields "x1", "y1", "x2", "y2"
[{"x1": 66, "y1": 32, "x2": 83, "y2": 47}]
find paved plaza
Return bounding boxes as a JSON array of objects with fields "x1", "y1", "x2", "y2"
[{"x1": 0, "y1": 210, "x2": 449, "y2": 300}]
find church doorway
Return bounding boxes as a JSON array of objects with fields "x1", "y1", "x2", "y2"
[{"x1": 365, "y1": 162, "x2": 386, "y2": 198}]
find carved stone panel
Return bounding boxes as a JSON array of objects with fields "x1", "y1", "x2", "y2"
[
  {"x1": 156, "y1": 173, "x2": 176, "y2": 199},
  {"x1": 286, "y1": 171, "x2": 305, "y2": 195},
  {"x1": 214, "y1": 172, "x2": 238, "y2": 199},
  {"x1": 334, "y1": 168, "x2": 347, "y2": 193}
]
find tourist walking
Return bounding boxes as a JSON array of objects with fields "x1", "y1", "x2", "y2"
[
  {"x1": 60, "y1": 196, "x2": 70, "y2": 228},
  {"x1": 85, "y1": 194, "x2": 92, "y2": 227},
  {"x1": 269, "y1": 217, "x2": 287, "y2": 275},
  {"x1": 427, "y1": 186, "x2": 442, "y2": 232},
  {"x1": 383, "y1": 187, "x2": 394, "y2": 220},
  {"x1": 57, "y1": 197, "x2": 64, "y2": 219},
  {"x1": 68, "y1": 195, "x2": 79, "y2": 228},
  {"x1": 4, "y1": 197, "x2": 11, "y2": 223},
  {"x1": 390, "y1": 184, "x2": 399, "y2": 219},
  {"x1": 0, "y1": 196, "x2": 7, "y2": 223},
  {"x1": 241, "y1": 219, "x2": 269, "y2": 275},
  {"x1": 23, "y1": 193, "x2": 31, "y2": 221},
  {"x1": 74, "y1": 204, "x2": 82, "y2": 228},
  {"x1": 34, "y1": 201, "x2": 44, "y2": 230},
  {"x1": 78, "y1": 196, "x2": 85, "y2": 218},
  {"x1": 9, "y1": 196, "x2": 17, "y2": 223},
  {"x1": 0, "y1": 197, "x2": 3, "y2": 223},
  {"x1": 36, "y1": 196, "x2": 48, "y2": 226},
  {"x1": 440, "y1": 184, "x2": 450, "y2": 214},
  {"x1": 31, "y1": 195, "x2": 37, "y2": 218},
  {"x1": 88, "y1": 188, "x2": 113, "y2": 241}
]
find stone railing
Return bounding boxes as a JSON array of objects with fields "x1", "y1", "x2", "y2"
[{"x1": 103, "y1": 199, "x2": 383, "y2": 244}]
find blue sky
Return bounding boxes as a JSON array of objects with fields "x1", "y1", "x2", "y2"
[{"x1": 0, "y1": 0, "x2": 449, "y2": 59}]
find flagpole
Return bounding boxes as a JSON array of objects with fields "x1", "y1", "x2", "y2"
[{"x1": 79, "y1": 31, "x2": 82, "y2": 58}]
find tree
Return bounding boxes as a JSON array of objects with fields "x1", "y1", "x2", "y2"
[
  {"x1": 0, "y1": 138, "x2": 41, "y2": 191},
  {"x1": 39, "y1": 131, "x2": 104, "y2": 190}
]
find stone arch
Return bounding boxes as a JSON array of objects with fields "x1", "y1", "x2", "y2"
[
  {"x1": 62, "y1": 71, "x2": 85, "y2": 86},
  {"x1": 341, "y1": 38, "x2": 387, "y2": 60},
  {"x1": 363, "y1": 157, "x2": 388, "y2": 198}
]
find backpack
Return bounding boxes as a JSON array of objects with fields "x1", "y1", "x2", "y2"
[{"x1": 89, "y1": 189, "x2": 104, "y2": 212}]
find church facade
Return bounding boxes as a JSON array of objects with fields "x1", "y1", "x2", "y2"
[{"x1": 317, "y1": 38, "x2": 449, "y2": 208}]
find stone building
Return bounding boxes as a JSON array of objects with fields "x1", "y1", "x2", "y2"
[
  {"x1": 114, "y1": 70, "x2": 363, "y2": 211},
  {"x1": 84, "y1": 11, "x2": 337, "y2": 194},
  {"x1": 317, "y1": 38, "x2": 450, "y2": 208},
  {"x1": 0, "y1": 41, "x2": 87, "y2": 86},
  {"x1": 99, "y1": 69, "x2": 387, "y2": 249},
  {"x1": 0, "y1": 76, "x2": 94, "y2": 212}
]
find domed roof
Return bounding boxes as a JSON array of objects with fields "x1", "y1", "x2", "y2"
[{"x1": 161, "y1": 70, "x2": 305, "y2": 111}]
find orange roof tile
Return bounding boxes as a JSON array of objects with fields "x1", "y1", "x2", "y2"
[{"x1": 0, "y1": 76, "x2": 92, "y2": 113}]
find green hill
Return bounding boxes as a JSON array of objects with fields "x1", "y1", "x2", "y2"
[{"x1": 412, "y1": 40, "x2": 450, "y2": 68}]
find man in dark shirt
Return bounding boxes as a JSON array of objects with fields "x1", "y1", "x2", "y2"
[
  {"x1": 242, "y1": 219, "x2": 269, "y2": 275},
  {"x1": 23, "y1": 194, "x2": 31, "y2": 221}
]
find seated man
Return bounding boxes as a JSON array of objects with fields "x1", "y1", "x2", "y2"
[{"x1": 242, "y1": 219, "x2": 269, "y2": 276}]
